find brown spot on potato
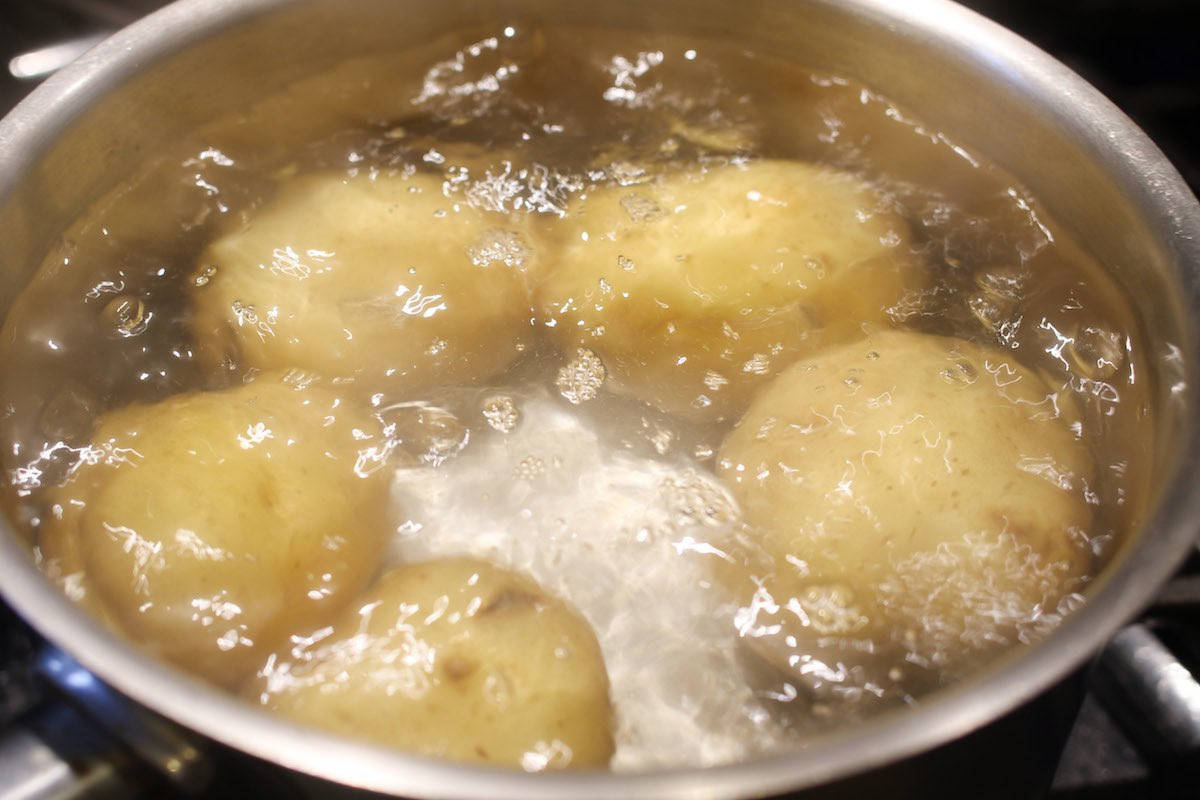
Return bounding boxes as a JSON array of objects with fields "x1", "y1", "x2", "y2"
[
  {"x1": 479, "y1": 587, "x2": 540, "y2": 616},
  {"x1": 441, "y1": 653, "x2": 478, "y2": 681}
]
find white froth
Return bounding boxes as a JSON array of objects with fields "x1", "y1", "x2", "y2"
[{"x1": 389, "y1": 393, "x2": 789, "y2": 769}]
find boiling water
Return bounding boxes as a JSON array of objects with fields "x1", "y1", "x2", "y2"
[
  {"x1": 0, "y1": 24, "x2": 1153, "y2": 768},
  {"x1": 390, "y1": 389, "x2": 790, "y2": 768}
]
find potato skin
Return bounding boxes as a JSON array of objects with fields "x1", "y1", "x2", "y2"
[
  {"x1": 192, "y1": 170, "x2": 536, "y2": 393},
  {"x1": 715, "y1": 331, "x2": 1093, "y2": 682},
  {"x1": 248, "y1": 557, "x2": 615, "y2": 770},
  {"x1": 37, "y1": 374, "x2": 394, "y2": 687},
  {"x1": 535, "y1": 159, "x2": 922, "y2": 422}
]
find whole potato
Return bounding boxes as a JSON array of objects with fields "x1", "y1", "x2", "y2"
[
  {"x1": 192, "y1": 170, "x2": 537, "y2": 394},
  {"x1": 249, "y1": 557, "x2": 615, "y2": 770},
  {"x1": 38, "y1": 373, "x2": 395, "y2": 687},
  {"x1": 535, "y1": 159, "x2": 922, "y2": 421},
  {"x1": 715, "y1": 331, "x2": 1093, "y2": 688}
]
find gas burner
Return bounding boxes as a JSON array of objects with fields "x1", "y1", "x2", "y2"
[
  {"x1": 0, "y1": 0, "x2": 168, "y2": 111},
  {"x1": 1051, "y1": 549, "x2": 1200, "y2": 797}
]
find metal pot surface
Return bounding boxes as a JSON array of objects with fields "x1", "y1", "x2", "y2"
[{"x1": 1, "y1": 1, "x2": 1199, "y2": 798}]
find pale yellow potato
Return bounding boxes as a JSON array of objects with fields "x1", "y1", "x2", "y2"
[
  {"x1": 37, "y1": 374, "x2": 395, "y2": 688},
  {"x1": 715, "y1": 331, "x2": 1093, "y2": 682},
  {"x1": 535, "y1": 159, "x2": 922, "y2": 421},
  {"x1": 191, "y1": 170, "x2": 537, "y2": 393},
  {"x1": 248, "y1": 557, "x2": 614, "y2": 770}
]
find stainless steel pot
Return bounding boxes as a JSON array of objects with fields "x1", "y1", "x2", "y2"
[{"x1": 1, "y1": 1, "x2": 1198, "y2": 798}]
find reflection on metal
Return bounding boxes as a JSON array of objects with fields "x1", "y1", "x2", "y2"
[
  {"x1": 8, "y1": 34, "x2": 110, "y2": 81},
  {"x1": 0, "y1": 704, "x2": 133, "y2": 800},
  {"x1": 37, "y1": 648, "x2": 211, "y2": 793},
  {"x1": 1093, "y1": 624, "x2": 1200, "y2": 761},
  {"x1": 0, "y1": 723, "x2": 77, "y2": 800}
]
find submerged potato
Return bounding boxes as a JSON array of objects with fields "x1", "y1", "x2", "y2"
[
  {"x1": 192, "y1": 171, "x2": 536, "y2": 392},
  {"x1": 535, "y1": 159, "x2": 922, "y2": 421},
  {"x1": 249, "y1": 557, "x2": 615, "y2": 770},
  {"x1": 715, "y1": 331, "x2": 1093, "y2": 684},
  {"x1": 38, "y1": 374, "x2": 394, "y2": 687}
]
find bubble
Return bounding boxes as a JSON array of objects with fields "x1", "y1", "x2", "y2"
[
  {"x1": 920, "y1": 202, "x2": 954, "y2": 229},
  {"x1": 602, "y1": 50, "x2": 665, "y2": 108},
  {"x1": 966, "y1": 291, "x2": 1012, "y2": 336},
  {"x1": 885, "y1": 286, "x2": 941, "y2": 322},
  {"x1": 660, "y1": 472, "x2": 737, "y2": 529},
  {"x1": 619, "y1": 192, "x2": 666, "y2": 223},
  {"x1": 467, "y1": 228, "x2": 532, "y2": 269},
  {"x1": 461, "y1": 164, "x2": 523, "y2": 213},
  {"x1": 796, "y1": 583, "x2": 869, "y2": 635},
  {"x1": 974, "y1": 264, "x2": 1030, "y2": 302},
  {"x1": 741, "y1": 353, "x2": 770, "y2": 375},
  {"x1": 410, "y1": 35, "x2": 518, "y2": 115},
  {"x1": 641, "y1": 419, "x2": 674, "y2": 455},
  {"x1": 452, "y1": 161, "x2": 582, "y2": 217},
  {"x1": 483, "y1": 670, "x2": 513, "y2": 709},
  {"x1": 39, "y1": 385, "x2": 98, "y2": 442},
  {"x1": 605, "y1": 162, "x2": 651, "y2": 186},
  {"x1": 85, "y1": 278, "x2": 126, "y2": 299},
  {"x1": 482, "y1": 395, "x2": 520, "y2": 433},
  {"x1": 939, "y1": 358, "x2": 978, "y2": 386},
  {"x1": 521, "y1": 739, "x2": 574, "y2": 772},
  {"x1": 556, "y1": 348, "x2": 606, "y2": 405},
  {"x1": 281, "y1": 369, "x2": 321, "y2": 390},
  {"x1": 513, "y1": 455, "x2": 546, "y2": 480},
  {"x1": 1057, "y1": 592, "x2": 1087, "y2": 615},
  {"x1": 192, "y1": 264, "x2": 218, "y2": 287},
  {"x1": 667, "y1": 115, "x2": 754, "y2": 153},
  {"x1": 101, "y1": 295, "x2": 149, "y2": 337},
  {"x1": 379, "y1": 403, "x2": 468, "y2": 467},
  {"x1": 1069, "y1": 325, "x2": 1125, "y2": 380},
  {"x1": 231, "y1": 300, "x2": 257, "y2": 325}
]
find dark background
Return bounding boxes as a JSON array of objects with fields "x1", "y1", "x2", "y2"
[{"x1": 960, "y1": 0, "x2": 1199, "y2": 194}]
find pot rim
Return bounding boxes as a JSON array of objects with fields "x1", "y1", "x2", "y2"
[{"x1": 2, "y1": 0, "x2": 1199, "y2": 797}]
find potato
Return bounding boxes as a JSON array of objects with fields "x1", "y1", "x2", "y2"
[
  {"x1": 248, "y1": 557, "x2": 614, "y2": 770},
  {"x1": 535, "y1": 159, "x2": 922, "y2": 421},
  {"x1": 715, "y1": 331, "x2": 1093, "y2": 685},
  {"x1": 37, "y1": 373, "x2": 395, "y2": 687},
  {"x1": 191, "y1": 170, "x2": 537, "y2": 393}
]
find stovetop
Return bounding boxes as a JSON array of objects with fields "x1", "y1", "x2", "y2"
[{"x1": 1, "y1": 1, "x2": 1199, "y2": 798}]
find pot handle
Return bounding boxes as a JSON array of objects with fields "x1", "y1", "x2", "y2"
[
  {"x1": 0, "y1": 647, "x2": 211, "y2": 800},
  {"x1": 1092, "y1": 622, "x2": 1200, "y2": 762},
  {"x1": 0, "y1": 702, "x2": 145, "y2": 800}
]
